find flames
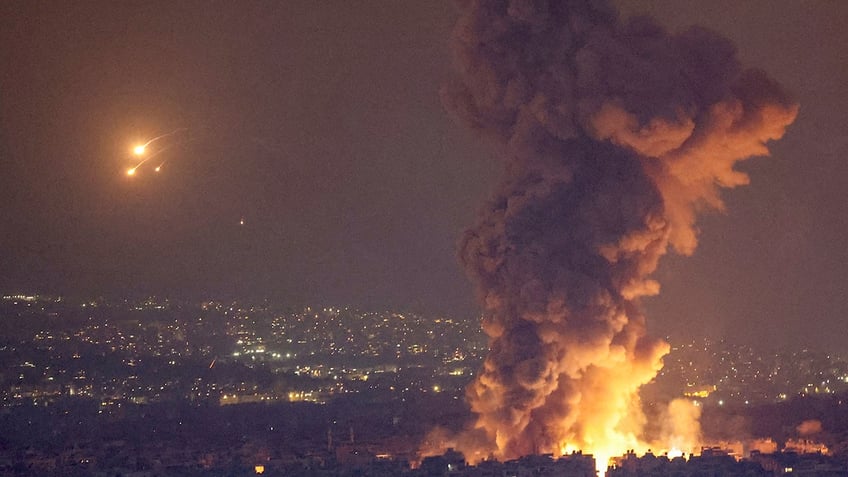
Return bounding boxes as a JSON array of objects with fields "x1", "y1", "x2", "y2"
[
  {"x1": 425, "y1": 0, "x2": 798, "y2": 469},
  {"x1": 421, "y1": 397, "x2": 702, "y2": 474}
]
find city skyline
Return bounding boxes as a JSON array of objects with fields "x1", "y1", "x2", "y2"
[{"x1": 2, "y1": 293, "x2": 846, "y2": 475}]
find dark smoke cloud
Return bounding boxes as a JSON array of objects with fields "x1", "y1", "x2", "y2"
[{"x1": 437, "y1": 0, "x2": 797, "y2": 463}]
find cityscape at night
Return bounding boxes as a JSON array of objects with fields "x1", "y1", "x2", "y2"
[
  {"x1": 2, "y1": 294, "x2": 848, "y2": 475},
  {"x1": 2, "y1": 0, "x2": 848, "y2": 476},
  {"x1": 4, "y1": 293, "x2": 848, "y2": 412}
]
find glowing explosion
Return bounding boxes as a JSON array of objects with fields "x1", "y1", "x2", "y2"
[{"x1": 426, "y1": 0, "x2": 798, "y2": 472}]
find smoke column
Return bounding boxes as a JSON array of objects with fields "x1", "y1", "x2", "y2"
[{"x1": 439, "y1": 0, "x2": 798, "y2": 468}]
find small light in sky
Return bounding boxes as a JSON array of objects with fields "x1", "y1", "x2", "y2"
[
  {"x1": 126, "y1": 168, "x2": 136, "y2": 176},
  {"x1": 240, "y1": 218, "x2": 245, "y2": 226},
  {"x1": 133, "y1": 145, "x2": 146, "y2": 156}
]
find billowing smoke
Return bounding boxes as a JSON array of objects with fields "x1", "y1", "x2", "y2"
[{"x1": 437, "y1": 0, "x2": 797, "y2": 465}]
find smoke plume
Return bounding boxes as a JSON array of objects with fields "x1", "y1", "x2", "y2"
[
  {"x1": 440, "y1": 0, "x2": 798, "y2": 465},
  {"x1": 659, "y1": 398, "x2": 702, "y2": 454},
  {"x1": 796, "y1": 419, "x2": 823, "y2": 437}
]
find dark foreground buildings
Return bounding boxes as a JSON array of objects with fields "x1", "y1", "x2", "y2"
[{"x1": 413, "y1": 448, "x2": 848, "y2": 477}]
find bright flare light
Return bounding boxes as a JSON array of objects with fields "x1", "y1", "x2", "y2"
[{"x1": 125, "y1": 129, "x2": 190, "y2": 177}]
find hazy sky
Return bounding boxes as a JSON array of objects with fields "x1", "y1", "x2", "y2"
[
  {"x1": 616, "y1": 1, "x2": 848, "y2": 352},
  {"x1": 1, "y1": 1, "x2": 846, "y2": 351}
]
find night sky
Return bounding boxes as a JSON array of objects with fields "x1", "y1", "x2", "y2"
[{"x1": 1, "y1": 1, "x2": 846, "y2": 351}]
